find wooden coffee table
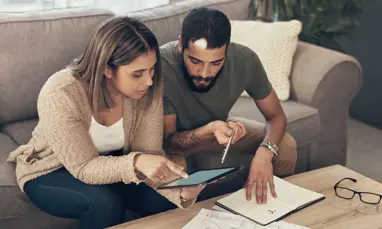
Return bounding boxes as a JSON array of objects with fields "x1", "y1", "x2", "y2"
[{"x1": 109, "y1": 165, "x2": 382, "y2": 229}]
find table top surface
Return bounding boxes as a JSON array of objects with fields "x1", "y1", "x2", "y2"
[{"x1": 109, "y1": 165, "x2": 382, "y2": 229}]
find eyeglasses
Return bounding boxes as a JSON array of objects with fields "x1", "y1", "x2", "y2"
[{"x1": 334, "y1": 177, "x2": 382, "y2": 205}]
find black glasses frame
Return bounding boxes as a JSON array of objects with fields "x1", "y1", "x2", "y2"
[{"x1": 334, "y1": 177, "x2": 382, "y2": 205}]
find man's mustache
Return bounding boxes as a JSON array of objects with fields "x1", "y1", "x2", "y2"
[{"x1": 191, "y1": 76, "x2": 214, "y2": 82}]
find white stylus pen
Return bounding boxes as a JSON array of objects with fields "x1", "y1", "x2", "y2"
[{"x1": 221, "y1": 132, "x2": 235, "y2": 164}]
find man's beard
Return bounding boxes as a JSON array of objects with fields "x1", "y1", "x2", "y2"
[{"x1": 181, "y1": 58, "x2": 224, "y2": 93}]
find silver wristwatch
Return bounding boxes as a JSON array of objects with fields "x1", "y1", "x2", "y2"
[{"x1": 259, "y1": 140, "x2": 279, "y2": 156}]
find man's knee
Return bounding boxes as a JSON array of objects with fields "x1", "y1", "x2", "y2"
[
  {"x1": 273, "y1": 132, "x2": 297, "y2": 176},
  {"x1": 280, "y1": 132, "x2": 297, "y2": 158}
]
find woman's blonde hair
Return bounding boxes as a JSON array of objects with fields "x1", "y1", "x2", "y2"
[{"x1": 71, "y1": 16, "x2": 162, "y2": 112}]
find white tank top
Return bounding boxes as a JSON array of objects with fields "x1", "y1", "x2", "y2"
[{"x1": 89, "y1": 116, "x2": 124, "y2": 154}]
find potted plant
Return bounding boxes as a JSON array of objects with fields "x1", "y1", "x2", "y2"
[{"x1": 249, "y1": 0, "x2": 362, "y2": 52}]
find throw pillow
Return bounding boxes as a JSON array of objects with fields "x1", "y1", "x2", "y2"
[{"x1": 230, "y1": 20, "x2": 302, "y2": 101}]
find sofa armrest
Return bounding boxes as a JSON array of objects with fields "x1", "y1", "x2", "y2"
[
  {"x1": 289, "y1": 41, "x2": 363, "y2": 169},
  {"x1": 290, "y1": 41, "x2": 362, "y2": 106}
]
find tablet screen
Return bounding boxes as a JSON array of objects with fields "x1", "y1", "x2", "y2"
[{"x1": 160, "y1": 167, "x2": 237, "y2": 188}]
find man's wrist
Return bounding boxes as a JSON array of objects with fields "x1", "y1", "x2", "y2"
[
  {"x1": 257, "y1": 148, "x2": 274, "y2": 161},
  {"x1": 206, "y1": 121, "x2": 216, "y2": 135},
  {"x1": 259, "y1": 141, "x2": 279, "y2": 156}
]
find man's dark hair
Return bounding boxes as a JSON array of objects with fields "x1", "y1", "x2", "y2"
[{"x1": 181, "y1": 7, "x2": 231, "y2": 50}]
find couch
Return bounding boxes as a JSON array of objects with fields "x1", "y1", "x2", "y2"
[{"x1": 0, "y1": 0, "x2": 362, "y2": 228}]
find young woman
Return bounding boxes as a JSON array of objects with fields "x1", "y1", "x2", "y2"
[{"x1": 7, "y1": 16, "x2": 204, "y2": 229}]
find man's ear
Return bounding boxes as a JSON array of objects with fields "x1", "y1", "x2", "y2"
[
  {"x1": 178, "y1": 35, "x2": 182, "y2": 53},
  {"x1": 104, "y1": 66, "x2": 113, "y2": 79}
]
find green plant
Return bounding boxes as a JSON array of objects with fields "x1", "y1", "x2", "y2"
[{"x1": 249, "y1": 0, "x2": 363, "y2": 52}]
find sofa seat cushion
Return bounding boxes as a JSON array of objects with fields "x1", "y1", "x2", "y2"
[
  {"x1": 0, "y1": 133, "x2": 18, "y2": 187},
  {"x1": 0, "y1": 132, "x2": 26, "y2": 218},
  {"x1": 2, "y1": 119, "x2": 38, "y2": 146},
  {"x1": 229, "y1": 97, "x2": 320, "y2": 145},
  {"x1": 0, "y1": 156, "x2": 77, "y2": 228}
]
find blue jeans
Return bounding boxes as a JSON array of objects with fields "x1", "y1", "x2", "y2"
[{"x1": 24, "y1": 168, "x2": 176, "y2": 229}]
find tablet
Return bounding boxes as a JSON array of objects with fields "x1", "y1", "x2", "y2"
[{"x1": 157, "y1": 165, "x2": 244, "y2": 190}]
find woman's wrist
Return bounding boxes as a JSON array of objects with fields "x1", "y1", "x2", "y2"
[
  {"x1": 180, "y1": 190, "x2": 196, "y2": 208},
  {"x1": 180, "y1": 189, "x2": 196, "y2": 200},
  {"x1": 180, "y1": 195, "x2": 189, "y2": 203},
  {"x1": 133, "y1": 153, "x2": 143, "y2": 172},
  {"x1": 131, "y1": 154, "x2": 146, "y2": 181}
]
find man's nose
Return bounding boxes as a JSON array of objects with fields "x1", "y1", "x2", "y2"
[{"x1": 199, "y1": 66, "x2": 210, "y2": 78}]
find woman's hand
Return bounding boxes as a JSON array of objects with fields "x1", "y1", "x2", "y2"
[{"x1": 134, "y1": 154, "x2": 188, "y2": 183}]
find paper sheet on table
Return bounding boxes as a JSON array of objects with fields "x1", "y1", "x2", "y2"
[{"x1": 182, "y1": 209, "x2": 310, "y2": 229}]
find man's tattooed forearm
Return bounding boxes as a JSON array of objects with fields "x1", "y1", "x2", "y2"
[
  {"x1": 166, "y1": 131, "x2": 201, "y2": 148},
  {"x1": 180, "y1": 131, "x2": 201, "y2": 147}
]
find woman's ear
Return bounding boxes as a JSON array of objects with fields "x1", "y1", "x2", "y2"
[{"x1": 104, "y1": 67, "x2": 113, "y2": 79}]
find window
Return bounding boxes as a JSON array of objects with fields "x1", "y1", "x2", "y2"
[{"x1": 0, "y1": 0, "x2": 170, "y2": 13}]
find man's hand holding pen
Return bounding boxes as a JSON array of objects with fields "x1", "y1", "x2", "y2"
[{"x1": 207, "y1": 120, "x2": 247, "y2": 145}]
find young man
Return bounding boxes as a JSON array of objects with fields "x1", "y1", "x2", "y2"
[{"x1": 160, "y1": 7, "x2": 297, "y2": 204}]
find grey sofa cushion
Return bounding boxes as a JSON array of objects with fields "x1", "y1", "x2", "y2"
[
  {"x1": 2, "y1": 119, "x2": 38, "y2": 145},
  {"x1": 1, "y1": 213, "x2": 77, "y2": 229},
  {"x1": 0, "y1": 131, "x2": 77, "y2": 228},
  {"x1": 0, "y1": 8, "x2": 114, "y2": 125},
  {"x1": 1, "y1": 184, "x2": 77, "y2": 229},
  {"x1": 127, "y1": 0, "x2": 251, "y2": 46},
  {"x1": 0, "y1": 133, "x2": 18, "y2": 187},
  {"x1": 229, "y1": 97, "x2": 320, "y2": 145},
  {"x1": 0, "y1": 133, "x2": 29, "y2": 223}
]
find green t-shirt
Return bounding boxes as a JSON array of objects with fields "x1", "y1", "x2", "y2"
[{"x1": 161, "y1": 41, "x2": 271, "y2": 131}]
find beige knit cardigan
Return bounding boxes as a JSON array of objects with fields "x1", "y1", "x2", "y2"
[{"x1": 7, "y1": 69, "x2": 193, "y2": 209}]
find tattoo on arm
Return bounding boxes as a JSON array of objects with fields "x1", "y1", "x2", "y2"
[{"x1": 165, "y1": 131, "x2": 202, "y2": 149}]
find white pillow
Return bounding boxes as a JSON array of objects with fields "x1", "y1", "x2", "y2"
[{"x1": 230, "y1": 20, "x2": 302, "y2": 101}]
